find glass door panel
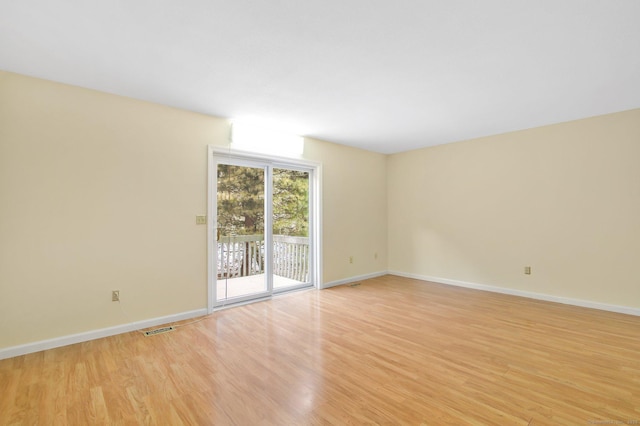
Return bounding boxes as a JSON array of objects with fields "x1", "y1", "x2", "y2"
[
  {"x1": 216, "y1": 163, "x2": 267, "y2": 302},
  {"x1": 272, "y1": 168, "x2": 310, "y2": 291}
]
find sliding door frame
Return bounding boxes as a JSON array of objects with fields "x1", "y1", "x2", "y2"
[{"x1": 207, "y1": 145, "x2": 322, "y2": 313}]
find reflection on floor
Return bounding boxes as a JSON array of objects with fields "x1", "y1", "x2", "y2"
[{"x1": 217, "y1": 273, "x2": 304, "y2": 300}]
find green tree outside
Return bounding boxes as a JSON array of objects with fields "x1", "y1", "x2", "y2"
[{"x1": 217, "y1": 165, "x2": 309, "y2": 237}]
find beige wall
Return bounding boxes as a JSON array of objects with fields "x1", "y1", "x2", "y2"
[
  {"x1": 305, "y1": 138, "x2": 387, "y2": 283},
  {"x1": 3, "y1": 68, "x2": 636, "y2": 351},
  {"x1": 388, "y1": 109, "x2": 640, "y2": 308},
  {"x1": 0, "y1": 71, "x2": 387, "y2": 349}
]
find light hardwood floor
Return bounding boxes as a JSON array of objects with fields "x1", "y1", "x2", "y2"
[{"x1": 1, "y1": 275, "x2": 639, "y2": 425}]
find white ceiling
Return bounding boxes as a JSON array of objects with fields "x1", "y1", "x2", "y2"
[{"x1": 1, "y1": 1, "x2": 639, "y2": 154}]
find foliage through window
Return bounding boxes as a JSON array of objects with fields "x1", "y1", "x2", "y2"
[{"x1": 217, "y1": 165, "x2": 309, "y2": 237}]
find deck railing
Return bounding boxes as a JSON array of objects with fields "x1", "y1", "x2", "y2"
[{"x1": 217, "y1": 234, "x2": 309, "y2": 282}]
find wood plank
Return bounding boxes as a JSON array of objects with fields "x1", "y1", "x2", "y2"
[{"x1": 1, "y1": 275, "x2": 639, "y2": 424}]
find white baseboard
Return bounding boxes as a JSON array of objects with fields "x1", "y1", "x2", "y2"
[
  {"x1": 0, "y1": 308, "x2": 208, "y2": 360},
  {"x1": 322, "y1": 271, "x2": 388, "y2": 289},
  {"x1": 7, "y1": 271, "x2": 636, "y2": 360},
  {"x1": 389, "y1": 270, "x2": 640, "y2": 317}
]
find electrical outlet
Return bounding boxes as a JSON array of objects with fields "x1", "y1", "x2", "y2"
[
  {"x1": 349, "y1": 256, "x2": 354, "y2": 264},
  {"x1": 374, "y1": 252, "x2": 378, "y2": 260},
  {"x1": 112, "y1": 290, "x2": 120, "y2": 302},
  {"x1": 524, "y1": 266, "x2": 531, "y2": 275},
  {"x1": 195, "y1": 215, "x2": 207, "y2": 225}
]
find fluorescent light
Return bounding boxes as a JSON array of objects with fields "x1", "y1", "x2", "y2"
[{"x1": 231, "y1": 118, "x2": 304, "y2": 156}]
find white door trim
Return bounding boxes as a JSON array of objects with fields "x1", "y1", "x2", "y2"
[{"x1": 207, "y1": 145, "x2": 322, "y2": 313}]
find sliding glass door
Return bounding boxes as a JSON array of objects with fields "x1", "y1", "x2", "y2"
[
  {"x1": 216, "y1": 163, "x2": 268, "y2": 302},
  {"x1": 212, "y1": 155, "x2": 315, "y2": 306},
  {"x1": 272, "y1": 167, "x2": 310, "y2": 291}
]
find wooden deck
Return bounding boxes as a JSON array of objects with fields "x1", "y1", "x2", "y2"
[
  {"x1": 216, "y1": 273, "x2": 305, "y2": 300},
  {"x1": 2, "y1": 275, "x2": 640, "y2": 424},
  {"x1": 217, "y1": 235, "x2": 310, "y2": 283}
]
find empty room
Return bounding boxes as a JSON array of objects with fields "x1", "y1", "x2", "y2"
[{"x1": 1, "y1": 1, "x2": 639, "y2": 424}]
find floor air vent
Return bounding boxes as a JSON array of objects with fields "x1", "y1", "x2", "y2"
[
  {"x1": 349, "y1": 282, "x2": 361, "y2": 287},
  {"x1": 144, "y1": 326, "x2": 175, "y2": 336}
]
